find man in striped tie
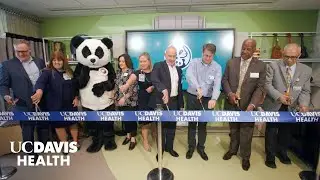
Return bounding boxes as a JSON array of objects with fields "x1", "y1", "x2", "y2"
[{"x1": 263, "y1": 43, "x2": 312, "y2": 169}]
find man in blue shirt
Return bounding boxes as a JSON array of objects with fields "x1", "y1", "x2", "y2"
[
  {"x1": 185, "y1": 43, "x2": 222, "y2": 161},
  {"x1": 0, "y1": 40, "x2": 48, "y2": 158}
]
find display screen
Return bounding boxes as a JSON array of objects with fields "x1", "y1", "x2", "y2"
[{"x1": 125, "y1": 29, "x2": 235, "y2": 90}]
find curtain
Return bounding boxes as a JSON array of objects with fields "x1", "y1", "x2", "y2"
[
  {"x1": 0, "y1": 9, "x2": 8, "y2": 62},
  {"x1": 5, "y1": 33, "x2": 49, "y2": 62},
  {"x1": 5, "y1": 12, "x2": 41, "y2": 38}
]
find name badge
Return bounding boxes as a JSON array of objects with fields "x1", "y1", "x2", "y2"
[
  {"x1": 123, "y1": 73, "x2": 128, "y2": 77},
  {"x1": 139, "y1": 74, "x2": 145, "y2": 82},
  {"x1": 63, "y1": 73, "x2": 71, "y2": 80},
  {"x1": 250, "y1": 73, "x2": 259, "y2": 78},
  {"x1": 293, "y1": 86, "x2": 302, "y2": 91},
  {"x1": 209, "y1": 75, "x2": 215, "y2": 80}
]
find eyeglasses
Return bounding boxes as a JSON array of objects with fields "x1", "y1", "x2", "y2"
[
  {"x1": 16, "y1": 50, "x2": 29, "y2": 54},
  {"x1": 283, "y1": 55, "x2": 299, "y2": 60}
]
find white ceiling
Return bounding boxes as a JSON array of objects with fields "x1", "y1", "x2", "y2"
[{"x1": 0, "y1": 0, "x2": 319, "y2": 18}]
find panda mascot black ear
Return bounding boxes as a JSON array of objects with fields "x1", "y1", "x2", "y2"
[
  {"x1": 71, "y1": 35, "x2": 85, "y2": 49},
  {"x1": 101, "y1": 38, "x2": 113, "y2": 49}
]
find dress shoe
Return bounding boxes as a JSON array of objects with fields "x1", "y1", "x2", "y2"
[
  {"x1": 223, "y1": 151, "x2": 236, "y2": 160},
  {"x1": 265, "y1": 160, "x2": 277, "y2": 169},
  {"x1": 277, "y1": 154, "x2": 292, "y2": 164},
  {"x1": 197, "y1": 149, "x2": 208, "y2": 161},
  {"x1": 156, "y1": 150, "x2": 164, "y2": 162},
  {"x1": 122, "y1": 137, "x2": 130, "y2": 145},
  {"x1": 87, "y1": 141, "x2": 103, "y2": 153},
  {"x1": 129, "y1": 142, "x2": 136, "y2": 151},
  {"x1": 186, "y1": 149, "x2": 194, "y2": 159},
  {"x1": 167, "y1": 150, "x2": 179, "y2": 157},
  {"x1": 104, "y1": 140, "x2": 117, "y2": 151},
  {"x1": 242, "y1": 160, "x2": 250, "y2": 171}
]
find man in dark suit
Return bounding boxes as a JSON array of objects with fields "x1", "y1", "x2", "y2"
[
  {"x1": 0, "y1": 40, "x2": 49, "y2": 155},
  {"x1": 221, "y1": 39, "x2": 266, "y2": 171},
  {"x1": 263, "y1": 43, "x2": 312, "y2": 168},
  {"x1": 150, "y1": 46, "x2": 184, "y2": 159}
]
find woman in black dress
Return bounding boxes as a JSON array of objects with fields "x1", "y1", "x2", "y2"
[
  {"x1": 32, "y1": 51, "x2": 80, "y2": 149},
  {"x1": 120, "y1": 52, "x2": 156, "y2": 152}
]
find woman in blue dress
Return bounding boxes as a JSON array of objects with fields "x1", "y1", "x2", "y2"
[{"x1": 32, "y1": 51, "x2": 80, "y2": 149}]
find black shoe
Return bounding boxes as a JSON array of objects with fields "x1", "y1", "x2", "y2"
[
  {"x1": 104, "y1": 140, "x2": 117, "y2": 151},
  {"x1": 129, "y1": 142, "x2": 136, "y2": 151},
  {"x1": 156, "y1": 150, "x2": 164, "y2": 162},
  {"x1": 122, "y1": 137, "x2": 130, "y2": 145},
  {"x1": 265, "y1": 160, "x2": 277, "y2": 169},
  {"x1": 197, "y1": 149, "x2": 208, "y2": 161},
  {"x1": 167, "y1": 150, "x2": 179, "y2": 157},
  {"x1": 242, "y1": 160, "x2": 250, "y2": 171},
  {"x1": 277, "y1": 153, "x2": 292, "y2": 164},
  {"x1": 87, "y1": 140, "x2": 103, "y2": 153},
  {"x1": 186, "y1": 149, "x2": 194, "y2": 159},
  {"x1": 223, "y1": 151, "x2": 236, "y2": 160}
]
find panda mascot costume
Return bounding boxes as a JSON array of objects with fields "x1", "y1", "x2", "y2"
[{"x1": 71, "y1": 35, "x2": 117, "y2": 153}]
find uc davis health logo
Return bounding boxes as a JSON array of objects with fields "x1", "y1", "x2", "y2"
[{"x1": 166, "y1": 44, "x2": 192, "y2": 70}]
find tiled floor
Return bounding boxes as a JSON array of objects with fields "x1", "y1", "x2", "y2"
[
  {"x1": 0, "y1": 130, "x2": 312, "y2": 180},
  {"x1": 104, "y1": 130, "x2": 310, "y2": 180}
]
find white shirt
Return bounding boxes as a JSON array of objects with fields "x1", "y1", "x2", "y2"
[{"x1": 167, "y1": 63, "x2": 179, "y2": 97}]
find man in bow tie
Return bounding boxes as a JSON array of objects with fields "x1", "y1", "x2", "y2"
[{"x1": 263, "y1": 43, "x2": 312, "y2": 169}]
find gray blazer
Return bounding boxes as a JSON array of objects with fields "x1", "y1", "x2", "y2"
[{"x1": 262, "y1": 60, "x2": 312, "y2": 111}]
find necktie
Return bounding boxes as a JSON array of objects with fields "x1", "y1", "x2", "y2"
[
  {"x1": 285, "y1": 67, "x2": 292, "y2": 95},
  {"x1": 236, "y1": 60, "x2": 249, "y2": 97}
]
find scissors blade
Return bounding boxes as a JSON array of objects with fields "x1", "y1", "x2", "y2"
[{"x1": 199, "y1": 98, "x2": 205, "y2": 111}]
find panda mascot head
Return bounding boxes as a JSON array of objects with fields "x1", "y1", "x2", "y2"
[{"x1": 71, "y1": 35, "x2": 116, "y2": 111}]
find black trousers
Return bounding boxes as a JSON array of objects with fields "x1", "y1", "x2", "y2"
[
  {"x1": 83, "y1": 104, "x2": 115, "y2": 141},
  {"x1": 265, "y1": 105, "x2": 291, "y2": 161},
  {"x1": 118, "y1": 106, "x2": 137, "y2": 137},
  {"x1": 186, "y1": 92, "x2": 210, "y2": 151},
  {"x1": 14, "y1": 106, "x2": 50, "y2": 154},
  {"x1": 158, "y1": 96, "x2": 179, "y2": 151}
]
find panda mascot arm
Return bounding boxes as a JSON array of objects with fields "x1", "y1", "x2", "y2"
[
  {"x1": 89, "y1": 37, "x2": 114, "y2": 97},
  {"x1": 92, "y1": 62, "x2": 115, "y2": 97}
]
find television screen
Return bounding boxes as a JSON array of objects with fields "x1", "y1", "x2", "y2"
[{"x1": 125, "y1": 29, "x2": 235, "y2": 90}]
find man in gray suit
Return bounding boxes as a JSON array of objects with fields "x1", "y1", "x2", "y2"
[
  {"x1": 222, "y1": 39, "x2": 266, "y2": 171},
  {"x1": 263, "y1": 43, "x2": 312, "y2": 169}
]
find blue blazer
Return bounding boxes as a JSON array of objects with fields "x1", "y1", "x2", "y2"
[
  {"x1": 0, "y1": 57, "x2": 45, "y2": 110},
  {"x1": 35, "y1": 69, "x2": 78, "y2": 111}
]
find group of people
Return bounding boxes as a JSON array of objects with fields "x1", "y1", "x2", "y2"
[{"x1": 0, "y1": 38, "x2": 312, "y2": 171}]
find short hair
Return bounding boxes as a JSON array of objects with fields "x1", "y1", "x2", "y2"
[
  {"x1": 242, "y1": 39, "x2": 257, "y2": 48},
  {"x1": 203, "y1": 43, "x2": 216, "y2": 54},
  {"x1": 165, "y1": 46, "x2": 177, "y2": 54},
  {"x1": 284, "y1": 43, "x2": 301, "y2": 52},
  {"x1": 15, "y1": 39, "x2": 31, "y2": 48},
  {"x1": 118, "y1": 54, "x2": 133, "y2": 69},
  {"x1": 14, "y1": 39, "x2": 31, "y2": 51}
]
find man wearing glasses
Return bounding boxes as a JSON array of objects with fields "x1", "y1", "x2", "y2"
[
  {"x1": 0, "y1": 40, "x2": 48, "y2": 158},
  {"x1": 263, "y1": 43, "x2": 312, "y2": 169}
]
